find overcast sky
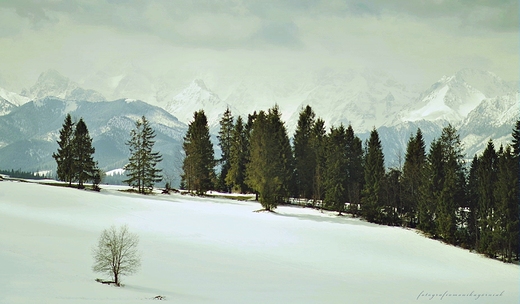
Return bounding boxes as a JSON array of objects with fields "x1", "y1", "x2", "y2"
[{"x1": 0, "y1": 0, "x2": 517, "y2": 92}]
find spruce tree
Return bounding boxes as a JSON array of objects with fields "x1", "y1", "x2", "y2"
[
  {"x1": 476, "y1": 140, "x2": 498, "y2": 255},
  {"x1": 246, "y1": 106, "x2": 293, "y2": 211},
  {"x1": 310, "y1": 118, "x2": 326, "y2": 205},
  {"x1": 418, "y1": 139, "x2": 443, "y2": 236},
  {"x1": 181, "y1": 110, "x2": 215, "y2": 195},
  {"x1": 323, "y1": 125, "x2": 348, "y2": 214},
  {"x1": 361, "y1": 128, "x2": 385, "y2": 223},
  {"x1": 226, "y1": 116, "x2": 248, "y2": 193},
  {"x1": 217, "y1": 107, "x2": 234, "y2": 192},
  {"x1": 72, "y1": 118, "x2": 98, "y2": 189},
  {"x1": 401, "y1": 129, "x2": 426, "y2": 227},
  {"x1": 437, "y1": 124, "x2": 466, "y2": 244},
  {"x1": 466, "y1": 155, "x2": 479, "y2": 249},
  {"x1": 123, "y1": 116, "x2": 163, "y2": 194},
  {"x1": 345, "y1": 125, "x2": 364, "y2": 215},
  {"x1": 293, "y1": 105, "x2": 317, "y2": 199},
  {"x1": 53, "y1": 114, "x2": 75, "y2": 186},
  {"x1": 495, "y1": 145, "x2": 519, "y2": 262}
]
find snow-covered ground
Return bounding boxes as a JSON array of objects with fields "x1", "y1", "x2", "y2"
[{"x1": 0, "y1": 181, "x2": 517, "y2": 303}]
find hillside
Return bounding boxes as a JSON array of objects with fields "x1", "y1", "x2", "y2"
[{"x1": 0, "y1": 181, "x2": 517, "y2": 303}]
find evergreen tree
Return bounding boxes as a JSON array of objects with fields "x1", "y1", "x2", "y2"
[
  {"x1": 495, "y1": 145, "x2": 519, "y2": 262},
  {"x1": 323, "y1": 125, "x2": 348, "y2": 214},
  {"x1": 72, "y1": 118, "x2": 98, "y2": 189},
  {"x1": 123, "y1": 116, "x2": 163, "y2": 194},
  {"x1": 246, "y1": 106, "x2": 293, "y2": 211},
  {"x1": 53, "y1": 114, "x2": 75, "y2": 186},
  {"x1": 293, "y1": 105, "x2": 317, "y2": 199},
  {"x1": 361, "y1": 128, "x2": 385, "y2": 223},
  {"x1": 181, "y1": 110, "x2": 216, "y2": 195},
  {"x1": 418, "y1": 139, "x2": 443, "y2": 236},
  {"x1": 380, "y1": 168, "x2": 402, "y2": 225},
  {"x1": 310, "y1": 118, "x2": 327, "y2": 205},
  {"x1": 466, "y1": 155, "x2": 479, "y2": 249},
  {"x1": 401, "y1": 129, "x2": 426, "y2": 227},
  {"x1": 345, "y1": 125, "x2": 364, "y2": 215},
  {"x1": 226, "y1": 116, "x2": 248, "y2": 193},
  {"x1": 476, "y1": 140, "x2": 498, "y2": 255},
  {"x1": 217, "y1": 107, "x2": 234, "y2": 192},
  {"x1": 437, "y1": 124, "x2": 466, "y2": 244}
]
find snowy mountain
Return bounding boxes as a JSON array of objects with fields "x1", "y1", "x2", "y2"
[
  {"x1": 164, "y1": 79, "x2": 233, "y2": 126},
  {"x1": 401, "y1": 69, "x2": 514, "y2": 123},
  {"x1": 21, "y1": 69, "x2": 106, "y2": 102},
  {"x1": 0, "y1": 97, "x2": 187, "y2": 185}
]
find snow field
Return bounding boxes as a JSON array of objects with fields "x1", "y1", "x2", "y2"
[{"x1": 0, "y1": 181, "x2": 518, "y2": 303}]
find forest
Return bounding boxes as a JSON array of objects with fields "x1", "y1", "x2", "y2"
[{"x1": 181, "y1": 105, "x2": 519, "y2": 263}]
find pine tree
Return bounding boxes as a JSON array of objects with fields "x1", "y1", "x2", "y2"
[
  {"x1": 53, "y1": 114, "x2": 75, "y2": 186},
  {"x1": 181, "y1": 110, "x2": 215, "y2": 195},
  {"x1": 226, "y1": 116, "x2": 248, "y2": 193},
  {"x1": 246, "y1": 106, "x2": 293, "y2": 211},
  {"x1": 293, "y1": 105, "x2": 317, "y2": 199},
  {"x1": 401, "y1": 129, "x2": 426, "y2": 227},
  {"x1": 437, "y1": 124, "x2": 466, "y2": 244},
  {"x1": 323, "y1": 125, "x2": 348, "y2": 214},
  {"x1": 494, "y1": 145, "x2": 519, "y2": 262},
  {"x1": 310, "y1": 118, "x2": 326, "y2": 205},
  {"x1": 123, "y1": 116, "x2": 163, "y2": 194},
  {"x1": 217, "y1": 107, "x2": 234, "y2": 192},
  {"x1": 345, "y1": 125, "x2": 364, "y2": 215},
  {"x1": 418, "y1": 139, "x2": 443, "y2": 236},
  {"x1": 466, "y1": 155, "x2": 479, "y2": 249},
  {"x1": 72, "y1": 118, "x2": 98, "y2": 189},
  {"x1": 361, "y1": 128, "x2": 385, "y2": 223},
  {"x1": 476, "y1": 140, "x2": 498, "y2": 255},
  {"x1": 380, "y1": 168, "x2": 402, "y2": 225}
]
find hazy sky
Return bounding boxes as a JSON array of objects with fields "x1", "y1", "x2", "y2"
[{"x1": 0, "y1": 0, "x2": 517, "y2": 92}]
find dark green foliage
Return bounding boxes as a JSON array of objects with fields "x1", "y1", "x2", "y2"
[
  {"x1": 323, "y1": 125, "x2": 348, "y2": 214},
  {"x1": 437, "y1": 125, "x2": 466, "y2": 244},
  {"x1": 72, "y1": 118, "x2": 98, "y2": 189},
  {"x1": 217, "y1": 107, "x2": 234, "y2": 192},
  {"x1": 380, "y1": 168, "x2": 402, "y2": 225},
  {"x1": 293, "y1": 105, "x2": 317, "y2": 199},
  {"x1": 466, "y1": 155, "x2": 479, "y2": 248},
  {"x1": 226, "y1": 116, "x2": 248, "y2": 193},
  {"x1": 246, "y1": 107, "x2": 294, "y2": 211},
  {"x1": 361, "y1": 128, "x2": 385, "y2": 223},
  {"x1": 476, "y1": 140, "x2": 498, "y2": 256},
  {"x1": 310, "y1": 118, "x2": 326, "y2": 204},
  {"x1": 123, "y1": 116, "x2": 163, "y2": 194},
  {"x1": 418, "y1": 139, "x2": 443, "y2": 236},
  {"x1": 401, "y1": 129, "x2": 426, "y2": 227},
  {"x1": 345, "y1": 125, "x2": 364, "y2": 215},
  {"x1": 0, "y1": 168, "x2": 49, "y2": 180},
  {"x1": 53, "y1": 114, "x2": 75, "y2": 186},
  {"x1": 181, "y1": 110, "x2": 215, "y2": 195}
]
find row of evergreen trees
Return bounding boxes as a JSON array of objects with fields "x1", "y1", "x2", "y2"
[
  {"x1": 54, "y1": 115, "x2": 163, "y2": 193},
  {"x1": 181, "y1": 106, "x2": 519, "y2": 262},
  {"x1": 53, "y1": 114, "x2": 100, "y2": 189}
]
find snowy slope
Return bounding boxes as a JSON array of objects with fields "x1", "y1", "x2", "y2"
[{"x1": 0, "y1": 181, "x2": 518, "y2": 304}]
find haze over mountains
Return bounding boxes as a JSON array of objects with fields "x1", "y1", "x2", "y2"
[{"x1": 0, "y1": 68, "x2": 517, "y2": 184}]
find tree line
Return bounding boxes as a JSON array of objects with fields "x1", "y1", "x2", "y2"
[
  {"x1": 181, "y1": 105, "x2": 519, "y2": 262},
  {"x1": 53, "y1": 114, "x2": 162, "y2": 193}
]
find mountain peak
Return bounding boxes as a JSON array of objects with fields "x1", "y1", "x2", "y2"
[
  {"x1": 23, "y1": 70, "x2": 106, "y2": 102},
  {"x1": 192, "y1": 79, "x2": 208, "y2": 91}
]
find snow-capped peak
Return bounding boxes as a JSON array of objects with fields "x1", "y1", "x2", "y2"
[
  {"x1": 402, "y1": 69, "x2": 512, "y2": 123},
  {"x1": 22, "y1": 69, "x2": 106, "y2": 102}
]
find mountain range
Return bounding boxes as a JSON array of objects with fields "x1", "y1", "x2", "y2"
[{"x1": 0, "y1": 68, "x2": 517, "y2": 184}]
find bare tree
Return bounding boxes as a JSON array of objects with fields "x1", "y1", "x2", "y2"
[{"x1": 92, "y1": 225, "x2": 141, "y2": 286}]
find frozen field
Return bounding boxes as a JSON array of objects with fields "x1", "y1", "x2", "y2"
[{"x1": 0, "y1": 181, "x2": 518, "y2": 303}]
